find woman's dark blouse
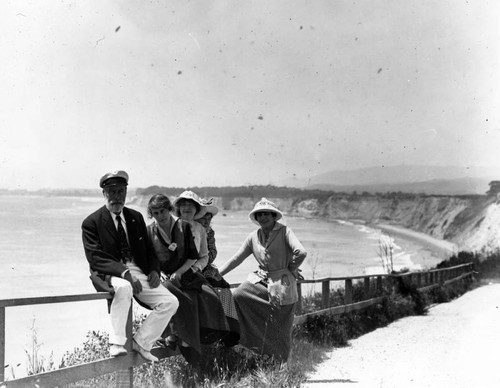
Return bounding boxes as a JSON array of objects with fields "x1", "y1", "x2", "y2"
[{"x1": 147, "y1": 218, "x2": 199, "y2": 274}]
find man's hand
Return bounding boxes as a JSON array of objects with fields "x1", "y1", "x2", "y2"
[
  {"x1": 124, "y1": 271, "x2": 142, "y2": 294},
  {"x1": 169, "y1": 271, "x2": 183, "y2": 288},
  {"x1": 147, "y1": 271, "x2": 160, "y2": 288}
]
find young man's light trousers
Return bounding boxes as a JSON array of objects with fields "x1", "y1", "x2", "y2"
[{"x1": 109, "y1": 262, "x2": 179, "y2": 350}]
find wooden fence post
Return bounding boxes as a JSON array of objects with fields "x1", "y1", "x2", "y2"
[
  {"x1": 364, "y1": 277, "x2": 370, "y2": 298},
  {"x1": 116, "y1": 305, "x2": 134, "y2": 388},
  {"x1": 345, "y1": 279, "x2": 353, "y2": 305},
  {"x1": 296, "y1": 283, "x2": 302, "y2": 314},
  {"x1": 416, "y1": 273, "x2": 422, "y2": 288},
  {"x1": 1, "y1": 306, "x2": 5, "y2": 384},
  {"x1": 321, "y1": 281, "x2": 330, "y2": 309},
  {"x1": 116, "y1": 369, "x2": 133, "y2": 388},
  {"x1": 376, "y1": 276, "x2": 382, "y2": 294}
]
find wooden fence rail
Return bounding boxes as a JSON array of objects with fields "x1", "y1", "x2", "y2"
[
  {"x1": 0, "y1": 263, "x2": 474, "y2": 388},
  {"x1": 293, "y1": 263, "x2": 474, "y2": 324}
]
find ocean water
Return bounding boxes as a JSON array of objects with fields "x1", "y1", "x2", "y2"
[{"x1": 0, "y1": 195, "x2": 443, "y2": 378}]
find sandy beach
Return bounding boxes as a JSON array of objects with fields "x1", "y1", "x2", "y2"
[
  {"x1": 376, "y1": 223, "x2": 458, "y2": 256},
  {"x1": 360, "y1": 223, "x2": 457, "y2": 276}
]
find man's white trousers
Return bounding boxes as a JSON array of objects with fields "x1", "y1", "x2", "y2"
[{"x1": 109, "y1": 262, "x2": 179, "y2": 350}]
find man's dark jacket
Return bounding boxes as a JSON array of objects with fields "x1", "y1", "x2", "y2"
[{"x1": 82, "y1": 205, "x2": 160, "y2": 293}]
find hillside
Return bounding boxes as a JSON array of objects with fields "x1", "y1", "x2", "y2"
[
  {"x1": 132, "y1": 187, "x2": 500, "y2": 254},
  {"x1": 272, "y1": 194, "x2": 499, "y2": 253}
]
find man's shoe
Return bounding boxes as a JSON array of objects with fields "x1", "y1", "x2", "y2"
[
  {"x1": 156, "y1": 337, "x2": 177, "y2": 351},
  {"x1": 133, "y1": 340, "x2": 158, "y2": 362},
  {"x1": 109, "y1": 344, "x2": 127, "y2": 357},
  {"x1": 166, "y1": 337, "x2": 178, "y2": 351}
]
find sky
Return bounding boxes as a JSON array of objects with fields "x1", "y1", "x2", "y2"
[{"x1": 0, "y1": 0, "x2": 499, "y2": 190}]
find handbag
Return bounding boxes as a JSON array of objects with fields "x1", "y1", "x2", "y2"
[{"x1": 179, "y1": 268, "x2": 207, "y2": 292}]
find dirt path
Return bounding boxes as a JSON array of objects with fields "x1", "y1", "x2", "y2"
[{"x1": 302, "y1": 283, "x2": 500, "y2": 388}]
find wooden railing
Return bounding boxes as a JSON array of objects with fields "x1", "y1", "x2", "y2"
[
  {"x1": 293, "y1": 263, "x2": 474, "y2": 325},
  {"x1": 0, "y1": 292, "x2": 178, "y2": 388},
  {"x1": 0, "y1": 263, "x2": 474, "y2": 388}
]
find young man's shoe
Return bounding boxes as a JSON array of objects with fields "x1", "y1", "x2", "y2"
[
  {"x1": 109, "y1": 344, "x2": 127, "y2": 357},
  {"x1": 132, "y1": 340, "x2": 159, "y2": 362}
]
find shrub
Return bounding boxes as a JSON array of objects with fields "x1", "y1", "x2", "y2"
[
  {"x1": 390, "y1": 275, "x2": 427, "y2": 315},
  {"x1": 294, "y1": 313, "x2": 351, "y2": 346},
  {"x1": 60, "y1": 330, "x2": 115, "y2": 387}
]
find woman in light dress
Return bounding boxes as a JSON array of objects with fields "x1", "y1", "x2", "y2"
[{"x1": 219, "y1": 198, "x2": 307, "y2": 361}]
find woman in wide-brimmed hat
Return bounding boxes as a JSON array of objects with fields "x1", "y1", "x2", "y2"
[
  {"x1": 219, "y1": 198, "x2": 307, "y2": 361},
  {"x1": 173, "y1": 191, "x2": 239, "y2": 340},
  {"x1": 195, "y1": 197, "x2": 239, "y2": 346},
  {"x1": 195, "y1": 198, "x2": 223, "y2": 284},
  {"x1": 172, "y1": 191, "x2": 209, "y2": 269},
  {"x1": 146, "y1": 192, "x2": 230, "y2": 365}
]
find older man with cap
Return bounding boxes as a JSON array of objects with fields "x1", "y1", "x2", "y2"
[{"x1": 82, "y1": 170, "x2": 179, "y2": 362}]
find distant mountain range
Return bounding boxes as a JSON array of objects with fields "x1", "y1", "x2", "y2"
[
  {"x1": 3, "y1": 165, "x2": 498, "y2": 197},
  {"x1": 280, "y1": 165, "x2": 500, "y2": 195}
]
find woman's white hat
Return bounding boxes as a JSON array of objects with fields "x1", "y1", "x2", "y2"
[
  {"x1": 194, "y1": 197, "x2": 219, "y2": 219},
  {"x1": 173, "y1": 190, "x2": 206, "y2": 218},
  {"x1": 248, "y1": 197, "x2": 283, "y2": 225}
]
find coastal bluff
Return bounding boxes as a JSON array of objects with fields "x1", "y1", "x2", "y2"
[{"x1": 131, "y1": 190, "x2": 500, "y2": 254}]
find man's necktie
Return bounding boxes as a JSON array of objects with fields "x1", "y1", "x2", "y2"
[{"x1": 116, "y1": 214, "x2": 133, "y2": 263}]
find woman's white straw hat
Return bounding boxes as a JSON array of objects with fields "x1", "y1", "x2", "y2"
[
  {"x1": 248, "y1": 197, "x2": 283, "y2": 225},
  {"x1": 173, "y1": 190, "x2": 206, "y2": 218},
  {"x1": 195, "y1": 197, "x2": 219, "y2": 219}
]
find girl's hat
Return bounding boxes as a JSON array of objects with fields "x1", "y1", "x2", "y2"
[
  {"x1": 173, "y1": 190, "x2": 206, "y2": 218},
  {"x1": 195, "y1": 197, "x2": 219, "y2": 220},
  {"x1": 248, "y1": 197, "x2": 283, "y2": 225}
]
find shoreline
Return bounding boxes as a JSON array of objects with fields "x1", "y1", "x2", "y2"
[
  {"x1": 298, "y1": 213, "x2": 458, "y2": 259},
  {"x1": 359, "y1": 222, "x2": 458, "y2": 275},
  {"x1": 374, "y1": 223, "x2": 458, "y2": 257},
  {"x1": 295, "y1": 215, "x2": 456, "y2": 275}
]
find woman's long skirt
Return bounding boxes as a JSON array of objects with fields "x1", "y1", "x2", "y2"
[
  {"x1": 203, "y1": 264, "x2": 240, "y2": 346},
  {"x1": 213, "y1": 287, "x2": 240, "y2": 346},
  {"x1": 162, "y1": 280, "x2": 229, "y2": 356},
  {"x1": 233, "y1": 280, "x2": 295, "y2": 361}
]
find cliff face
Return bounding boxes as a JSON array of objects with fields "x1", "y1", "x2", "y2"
[
  {"x1": 132, "y1": 193, "x2": 500, "y2": 253},
  {"x1": 226, "y1": 195, "x2": 499, "y2": 253}
]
